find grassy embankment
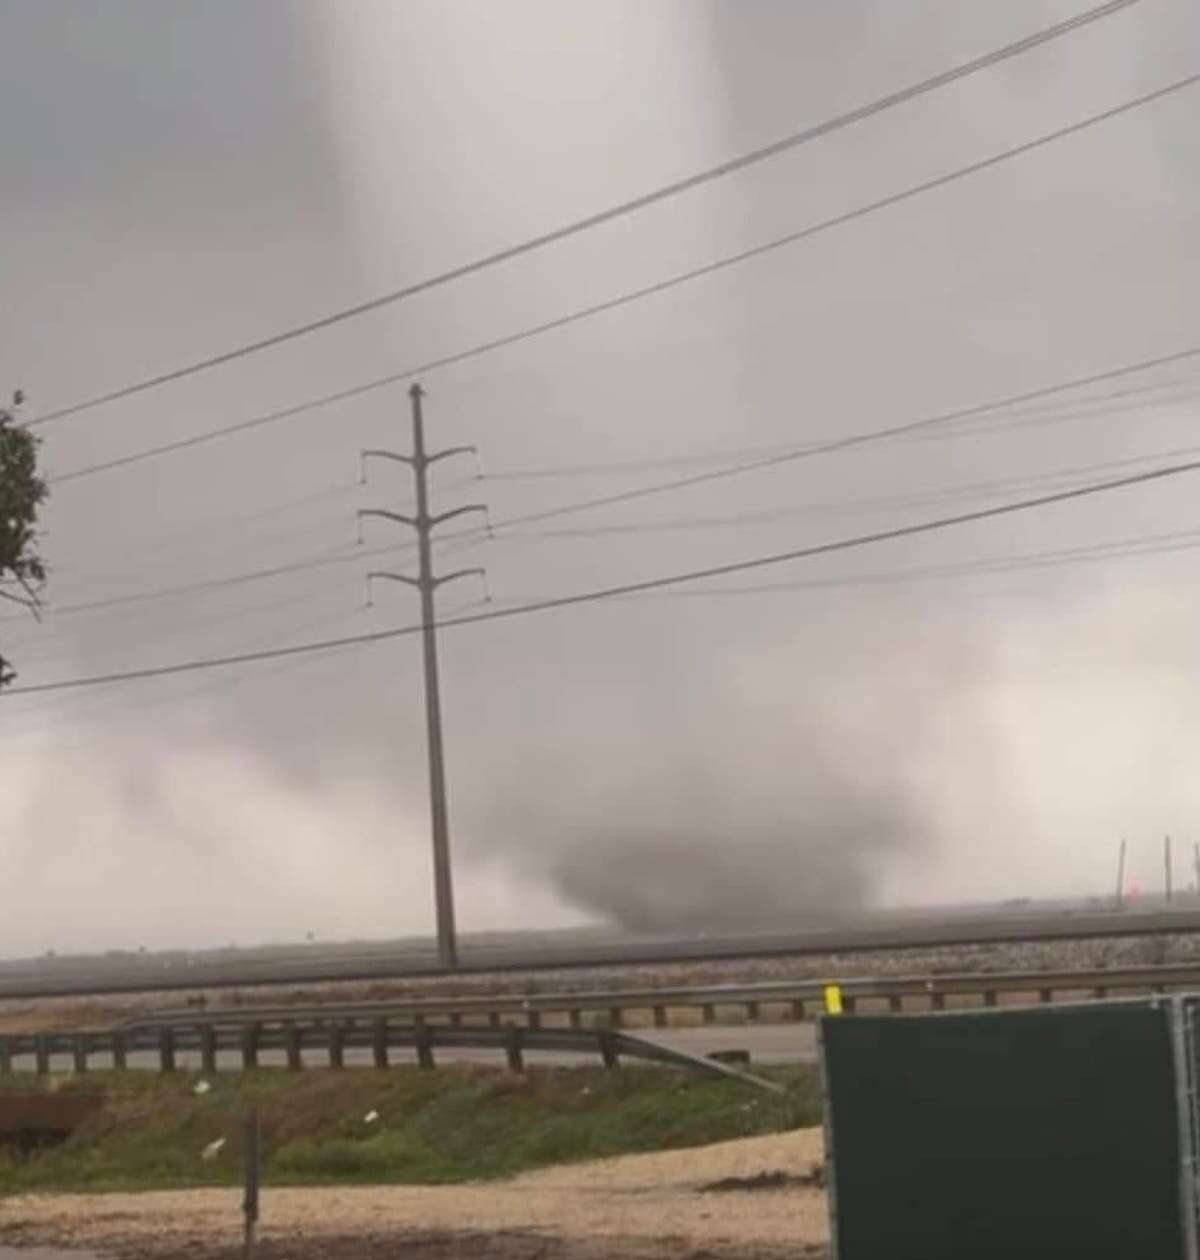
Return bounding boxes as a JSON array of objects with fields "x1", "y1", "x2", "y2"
[{"x1": 0, "y1": 1063, "x2": 820, "y2": 1195}]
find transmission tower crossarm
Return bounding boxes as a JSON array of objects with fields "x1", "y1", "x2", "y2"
[
  {"x1": 358, "y1": 507, "x2": 419, "y2": 529},
  {"x1": 433, "y1": 567, "x2": 485, "y2": 590},
  {"x1": 427, "y1": 445, "x2": 477, "y2": 466},
  {"x1": 430, "y1": 503, "x2": 488, "y2": 529},
  {"x1": 367, "y1": 570, "x2": 421, "y2": 589},
  {"x1": 360, "y1": 448, "x2": 416, "y2": 484}
]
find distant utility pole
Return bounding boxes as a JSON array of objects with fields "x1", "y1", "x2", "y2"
[
  {"x1": 1193, "y1": 842, "x2": 1200, "y2": 896},
  {"x1": 1114, "y1": 838, "x2": 1126, "y2": 909},
  {"x1": 359, "y1": 383, "x2": 488, "y2": 970},
  {"x1": 1165, "y1": 834, "x2": 1173, "y2": 904}
]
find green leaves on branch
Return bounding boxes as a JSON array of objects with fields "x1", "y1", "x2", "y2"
[{"x1": 0, "y1": 395, "x2": 48, "y2": 687}]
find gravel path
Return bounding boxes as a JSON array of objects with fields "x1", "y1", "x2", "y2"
[{"x1": 1, "y1": 1130, "x2": 829, "y2": 1259}]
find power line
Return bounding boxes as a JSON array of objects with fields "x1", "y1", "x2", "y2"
[
  {"x1": 43, "y1": 72, "x2": 1200, "y2": 487},
  {"x1": 0, "y1": 540, "x2": 402, "y2": 625},
  {"x1": 468, "y1": 345, "x2": 1200, "y2": 537},
  {"x1": 6, "y1": 451, "x2": 1200, "y2": 698},
  {"x1": 480, "y1": 376, "x2": 1200, "y2": 481},
  {"x1": 495, "y1": 436, "x2": 1200, "y2": 541},
  {"x1": 0, "y1": 583, "x2": 350, "y2": 669},
  {"x1": 26, "y1": 0, "x2": 1141, "y2": 430},
  {"x1": 8, "y1": 520, "x2": 1199, "y2": 732},
  {"x1": 610, "y1": 526, "x2": 1200, "y2": 599},
  {"x1": 19, "y1": 349, "x2": 1200, "y2": 627}
]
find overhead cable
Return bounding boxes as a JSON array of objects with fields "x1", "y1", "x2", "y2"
[
  {"x1": 44, "y1": 72, "x2": 1200, "y2": 485},
  {"x1": 26, "y1": 0, "x2": 1143, "y2": 430},
  {"x1": 6, "y1": 451, "x2": 1200, "y2": 698}
]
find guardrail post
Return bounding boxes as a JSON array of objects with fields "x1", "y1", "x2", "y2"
[
  {"x1": 0, "y1": 1038, "x2": 10, "y2": 1074},
  {"x1": 609, "y1": 1007, "x2": 623, "y2": 1029},
  {"x1": 329, "y1": 1022, "x2": 345, "y2": 1069},
  {"x1": 488, "y1": 1011, "x2": 501, "y2": 1030},
  {"x1": 702, "y1": 1004, "x2": 715, "y2": 1024},
  {"x1": 598, "y1": 1030, "x2": 619, "y2": 1070},
  {"x1": 931, "y1": 991, "x2": 945, "y2": 1011},
  {"x1": 372, "y1": 1018, "x2": 389, "y2": 1069},
  {"x1": 888, "y1": 996, "x2": 903, "y2": 1013},
  {"x1": 449, "y1": 1012, "x2": 463, "y2": 1028},
  {"x1": 984, "y1": 990, "x2": 997, "y2": 1007},
  {"x1": 73, "y1": 1034, "x2": 88, "y2": 1074},
  {"x1": 790, "y1": 1000, "x2": 806, "y2": 1021},
  {"x1": 745, "y1": 1001, "x2": 760, "y2": 1022},
  {"x1": 653, "y1": 1005, "x2": 667, "y2": 1029},
  {"x1": 842, "y1": 996, "x2": 857, "y2": 1014},
  {"x1": 242, "y1": 1023, "x2": 260, "y2": 1070},
  {"x1": 35, "y1": 1035, "x2": 50, "y2": 1075},
  {"x1": 415, "y1": 1021, "x2": 435, "y2": 1070},
  {"x1": 200, "y1": 1026, "x2": 217, "y2": 1075},
  {"x1": 569, "y1": 1010, "x2": 582, "y2": 1030},
  {"x1": 112, "y1": 1030, "x2": 127, "y2": 1071},
  {"x1": 1039, "y1": 988, "x2": 1052, "y2": 1004},
  {"x1": 527, "y1": 1010, "x2": 542, "y2": 1031},
  {"x1": 504, "y1": 1024, "x2": 524, "y2": 1073},
  {"x1": 285, "y1": 1023, "x2": 302, "y2": 1071},
  {"x1": 158, "y1": 1026, "x2": 176, "y2": 1073},
  {"x1": 1093, "y1": 986, "x2": 1109, "y2": 1000}
]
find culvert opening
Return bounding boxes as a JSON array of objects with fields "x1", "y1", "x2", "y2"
[{"x1": 0, "y1": 1091, "x2": 104, "y2": 1159}]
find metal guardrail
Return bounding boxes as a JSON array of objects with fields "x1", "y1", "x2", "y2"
[
  {"x1": 114, "y1": 959, "x2": 1200, "y2": 1033},
  {"x1": 5, "y1": 961, "x2": 1199, "y2": 1088},
  {"x1": 0, "y1": 1020, "x2": 783, "y2": 1092}
]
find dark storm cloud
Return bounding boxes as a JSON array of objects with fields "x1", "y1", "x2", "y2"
[{"x1": 0, "y1": 0, "x2": 1197, "y2": 953}]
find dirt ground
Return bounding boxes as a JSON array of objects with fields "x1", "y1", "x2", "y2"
[{"x1": 1, "y1": 1129, "x2": 829, "y2": 1260}]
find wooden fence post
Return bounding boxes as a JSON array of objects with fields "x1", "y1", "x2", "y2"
[
  {"x1": 372, "y1": 1018, "x2": 388, "y2": 1069},
  {"x1": 328, "y1": 1023, "x2": 345, "y2": 1070},
  {"x1": 242, "y1": 1108, "x2": 260, "y2": 1260},
  {"x1": 241, "y1": 1024, "x2": 259, "y2": 1070},
  {"x1": 200, "y1": 1026, "x2": 217, "y2": 1075},
  {"x1": 284, "y1": 1023, "x2": 302, "y2": 1071},
  {"x1": 504, "y1": 1024, "x2": 524, "y2": 1073},
  {"x1": 159, "y1": 1027, "x2": 176, "y2": 1073},
  {"x1": 415, "y1": 1021, "x2": 435, "y2": 1070},
  {"x1": 598, "y1": 1031, "x2": 619, "y2": 1070}
]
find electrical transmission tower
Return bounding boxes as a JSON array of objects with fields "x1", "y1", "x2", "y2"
[{"x1": 358, "y1": 382, "x2": 487, "y2": 970}]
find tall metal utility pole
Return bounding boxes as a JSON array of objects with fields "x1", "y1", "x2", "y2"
[
  {"x1": 359, "y1": 383, "x2": 487, "y2": 970},
  {"x1": 1114, "y1": 838, "x2": 1126, "y2": 909},
  {"x1": 1165, "y1": 834, "x2": 1173, "y2": 904}
]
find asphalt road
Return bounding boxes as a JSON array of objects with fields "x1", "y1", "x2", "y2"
[{"x1": 6, "y1": 903, "x2": 1200, "y2": 1001}]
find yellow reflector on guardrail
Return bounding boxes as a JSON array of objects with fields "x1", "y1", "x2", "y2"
[{"x1": 824, "y1": 984, "x2": 843, "y2": 1015}]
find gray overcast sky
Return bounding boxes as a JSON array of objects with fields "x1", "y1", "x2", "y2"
[{"x1": 1, "y1": 0, "x2": 1198, "y2": 956}]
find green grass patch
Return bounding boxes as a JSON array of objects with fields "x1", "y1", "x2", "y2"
[{"x1": 0, "y1": 1063, "x2": 820, "y2": 1194}]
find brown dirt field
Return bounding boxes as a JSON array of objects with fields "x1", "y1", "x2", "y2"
[{"x1": 1, "y1": 1129, "x2": 829, "y2": 1260}]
